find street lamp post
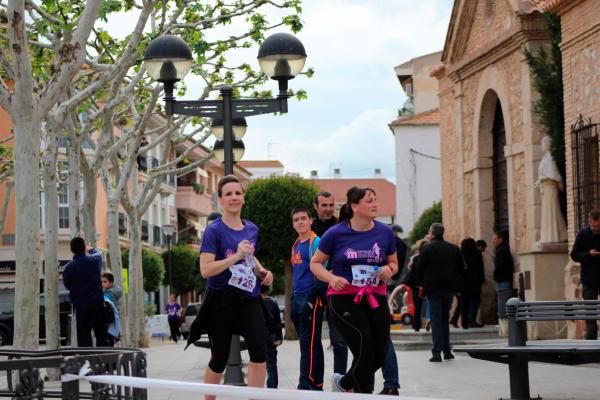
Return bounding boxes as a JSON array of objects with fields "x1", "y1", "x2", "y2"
[
  {"x1": 162, "y1": 224, "x2": 175, "y2": 295},
  {"x1": 144, "y1": 32, "x2": 306, "y2": 387},
  {"x1": 143, "y1": 32, "x2": 307, "y2": 174}
]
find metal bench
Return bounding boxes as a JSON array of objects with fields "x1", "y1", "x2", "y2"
[{"x1": 455, "y1": 298, "x2": 600, "y2": 400}]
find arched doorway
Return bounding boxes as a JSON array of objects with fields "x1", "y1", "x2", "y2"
[{"x1": 492, "y1": 100, "x2": 509, "y2": 233}]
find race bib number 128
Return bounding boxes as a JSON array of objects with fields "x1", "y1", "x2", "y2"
[{"x1": 228, "y1": 264, "x2": 257, "y2": 292}]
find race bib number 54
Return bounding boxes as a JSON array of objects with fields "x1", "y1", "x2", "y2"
[
  {"x1": 228, "y1": 264, "x2": 257, "y2": 292},
  {"x1": 351, "y1": 265, "x2": 379, "y2": 287}
]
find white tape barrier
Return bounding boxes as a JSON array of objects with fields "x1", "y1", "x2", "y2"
[{"x1": 61, "y1": 361, "x2": 455, "y2": 400}]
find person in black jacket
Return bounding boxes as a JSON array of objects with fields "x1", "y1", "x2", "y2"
[
  {"x1": 460, "y1": 238, "x2": 485, "y2": 328},
  {"x1": 570, "y1": 210, "x2": 600, "y2": 340},
  {"x1": 312, "y1": 191, "x2": 348, "y2": 377},
  {"x1": 63, "y1": 237, "x2": 108, "y2": 347},
  {"x1": 493, "y1": 230, "x2": 513, "y2": 289},
  {"x1": 260, "y1": 285, "x2": 283, "y2": 388},
  {"x1": 492, "y1": 230, "x2": 513, "y2": 335},
  {"x1": 416, "y1": 223, "x2": 464, "y2": 362}
]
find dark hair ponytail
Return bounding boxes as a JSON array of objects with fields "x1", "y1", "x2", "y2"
[
  {"x1": 338, "y1": 203, "x2": 352, "y2": 222},
  {"x1": 339, "y1": 186, "x2": 376, "y2": 222}
]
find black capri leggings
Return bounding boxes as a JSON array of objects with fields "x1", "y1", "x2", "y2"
[
  {"x1": 205, "y1": 288, "x2": 267, "y2": 373},
  {"x1": 328, "y1": 294, "x2": 390, "y2": 393}
]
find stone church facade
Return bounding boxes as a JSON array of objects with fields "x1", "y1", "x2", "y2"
[{"x1": 435, "y1": 0, "x2": 573, "y2": 332}]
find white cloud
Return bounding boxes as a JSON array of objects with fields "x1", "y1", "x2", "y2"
[{"x1": 247, "y1": 108, "x2": 396, "y2": 179}]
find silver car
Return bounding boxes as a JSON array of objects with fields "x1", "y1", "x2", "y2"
[{"x1": 180, "y1": 302, "x2": 202, "y2": 340}]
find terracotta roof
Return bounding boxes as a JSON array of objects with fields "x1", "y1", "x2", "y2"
[
  {"x1": 237, "y1": 160, "x2": 284, "y2": 169},
  {"x1": 390, "y1": 109, "x2": 440, "y2": 127},
  {"x1": 309, "y1": 178, "x2": 396, "y2": 217},
  {"x1": 530, "y1": 0, "x2": 567, "y2": 12}
]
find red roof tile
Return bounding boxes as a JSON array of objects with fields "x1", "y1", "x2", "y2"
[
  {"x1": 309, "y1": 178, "x2": 396, "y2": 217},
  {"x1": 237, "y1": 160, "x2": 284, "y2": 169},
  {"x1": 390, "y1": 109, "x2": 440, "y2": 127},
  {"x1": 530, "y1": 0, "x2": 565, "y2": 11}
]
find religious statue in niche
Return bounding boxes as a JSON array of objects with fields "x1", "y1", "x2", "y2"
[{"x1": 535, "y1": 136, "x2": 567, "y2": 243}]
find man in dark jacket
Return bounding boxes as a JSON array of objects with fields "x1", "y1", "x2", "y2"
[
  {"x1": 492, "y1": 230, "x2": 514, "y2": 336},
  {"x1": 63, "y1": 237, "x2": 107, "y2": 347},
  {"x1": 416, "y1": 223, "x2": 464, "y2": 362},
  {"x1": 570, "y1": 210, "x2": 600, "y2": 340},
  {"x1": 493, "y1": 230, "x2": 513, "y2": 289}
]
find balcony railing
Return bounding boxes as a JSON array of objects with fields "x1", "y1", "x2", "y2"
[
  {"x1": 137, "y1": 156, "x2": 148, "y2": 172},
  {"x1": 141, "y1": 220, "x2": 149, "y2": 242},
  {"x1": 153, "y1": 225, "x2": 161, "y2": 247},
  {"x1": 175, "y1": 186, "x2": 213, "y2": 216},
  {"x1": 118, "y1": 213, "x2": 127, "y2": 235}
]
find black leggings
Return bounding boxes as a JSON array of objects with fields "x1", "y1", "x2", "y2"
[
  {"x1": 168, "y1": 319, "x2": 181, "y2": 342},
  {"x1": 328, "y1": 294, "x2": 390, "y2": 393},
  {"x1": 206, "y1": 289, "x2": 267, "y2": 373}
]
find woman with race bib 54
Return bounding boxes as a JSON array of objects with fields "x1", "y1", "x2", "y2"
[{"x1": 310, "y1": 186, "x2": 398, "y2": 394}]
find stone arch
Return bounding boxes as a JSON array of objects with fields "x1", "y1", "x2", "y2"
[{"x1": 471, "y1": 67, "x2": 515, "y2": 247}]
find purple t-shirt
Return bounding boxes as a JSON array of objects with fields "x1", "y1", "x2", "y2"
[
  {"x1": 166, "y1": 303, "x2": 181, "y2": 321},
  {"x1": 318, "y1": 220, "x2": 397, "y2": 286},
  {"x1": 200, "y1": 218, "x2": 260, "y2": 297}
]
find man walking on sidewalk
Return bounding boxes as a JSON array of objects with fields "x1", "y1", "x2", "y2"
[
  {"x1": 571, "y1": 210, "x2": 600, "y2": 340},
  {"x1": 416, "y1": 223, "x2": 464, "y2": 362}
]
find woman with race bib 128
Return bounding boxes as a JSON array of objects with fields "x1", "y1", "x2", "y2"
[
  {"x1": 199, "y1": 175, "x2": 273, "y2": 400},
  {"x1": 310, "y1": 186, "x2": 398, "y2": 394}
]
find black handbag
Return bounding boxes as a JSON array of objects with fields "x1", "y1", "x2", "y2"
[{"x1": 103, "y1": 300, "x2": 115, "y2": 324}]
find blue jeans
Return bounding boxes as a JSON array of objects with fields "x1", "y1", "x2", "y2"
[
  {"x1": 265, "y1": 343, "x2": 278, "y2": 388},
  {"x1": 291, "y1": 293, "x2": 325, "y2": 390},
  {"x1": 427, "y1": 290, "x2": 453, "y2": 356},
  {"x1": 326, "y1": 305, "x2": 348, "y2": 374},
  {"x1": 381, "y1": 335, "x2": 399, "y2": 389}
]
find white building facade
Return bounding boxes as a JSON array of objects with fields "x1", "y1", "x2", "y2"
[{"x1": 389, "y1": 51, "x2": 442, "y2": 233}]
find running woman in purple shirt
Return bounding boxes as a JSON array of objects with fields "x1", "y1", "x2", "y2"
[
  {"x1": 199, "y1": 175, "x2": 273, "y2": 399},
  {"x1": 310, "y1": 187, "x2": 398, "y2": 394}
]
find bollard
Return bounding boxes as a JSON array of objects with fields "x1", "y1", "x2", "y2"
[
  {"x1": 506, "y1": 297, "x2": 530, "y2": 400},
  {"x1": 223, "y1": 335, "x2": 245, "y2": 385}
]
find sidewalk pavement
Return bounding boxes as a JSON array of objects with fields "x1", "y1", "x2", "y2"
[{"x1": 144, "y1": 337, "x2": 600, "y2": 400}]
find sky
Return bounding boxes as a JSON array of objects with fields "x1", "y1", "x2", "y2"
[
  {"x1": 102, "y1": 0, "x2": 454, "y2": 182},
  {"x1": 239, "y1": 0, "x2": 453, "y2": 181}
]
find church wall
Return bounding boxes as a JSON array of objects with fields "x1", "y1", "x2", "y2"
[
  {"x1": 559, "y1": 0, "x2": 600, "y2": 243},
  {"x1": 461, "y1": 0, "x2": 517, "y2": 62}
]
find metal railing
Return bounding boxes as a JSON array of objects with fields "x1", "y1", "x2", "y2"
[
  {"x1": 0, "y1": 347, "x2": 147, "y2": 399},
  {"x1": 571, "y1": 114, "x2": 600, "y2": 231}
]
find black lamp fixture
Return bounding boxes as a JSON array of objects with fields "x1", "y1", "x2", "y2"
[
  {"x1": 213, "y1": 140, "x2": 245, "y2": 163},
  {"x1": 143, "y1": 32, "x2": 306, "y2": 175},
  {"x1": 211, "y1": 117, "x2": 247, "y2": 141},
  {"x1": 144, "y1": 35, "x2": 194, "y2": 99},
  {"x1": 257, "y1": 32, "x2": 307, "y2": 95}
]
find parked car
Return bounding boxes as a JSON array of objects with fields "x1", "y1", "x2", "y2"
[
  {"x1": 0, "y1": 292, "x2": 72, "y2": 346},
  {"x1": 180, "y1": 302, "x2": 202, "y2": 340}
]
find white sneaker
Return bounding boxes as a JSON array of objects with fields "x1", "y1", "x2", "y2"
[{"x1": 331, "y1": 373, "x2": 345, "y2": 392}]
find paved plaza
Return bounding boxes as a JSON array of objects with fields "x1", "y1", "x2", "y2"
[{"x1": 144, "y1": 336, "x2": 600, "y2": 400}]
